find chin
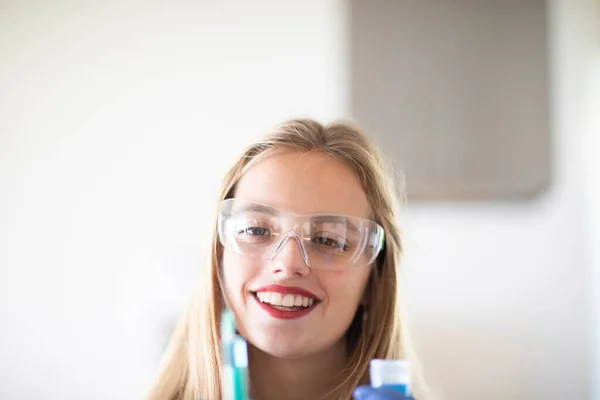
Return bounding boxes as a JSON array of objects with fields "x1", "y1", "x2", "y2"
[{"x1": 251, "y1": 335, "x2": 318, "y2": 359}]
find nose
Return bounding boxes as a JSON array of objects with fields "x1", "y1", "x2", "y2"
[{"x1": 268, "y1": 232, "x2": 311, "y2": 277}]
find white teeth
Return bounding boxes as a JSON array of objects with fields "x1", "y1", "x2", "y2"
[
  {"x1": 263, "y1": 292, "x2": 271, "y2": 303},
  {"x1": 255, "y1": 291, "x2": 315, "y2": 308},
  {"x1": 282, "y1": 294, "x2": 295, "y2": 307},
  {"x1": 270, "y1": 292, "x2": 283, "y2": 306}
]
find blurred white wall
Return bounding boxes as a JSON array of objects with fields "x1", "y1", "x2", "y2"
[
  {"x1": 401, "y1": 1, "x2": 599, "y2": 399},
  {"x1": 0, "y1": 1, "x2": 597, "y2": 400},
  {"x1": 582, "y1": 5, "x2": 600, "y2": 399},
  {"x1": 0, "y1": 2, "x2": 347, "y2": 399}
]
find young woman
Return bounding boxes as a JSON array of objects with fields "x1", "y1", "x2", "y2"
[{"x1": 145, "y1": 119, "x2": 430, "y2": 400}]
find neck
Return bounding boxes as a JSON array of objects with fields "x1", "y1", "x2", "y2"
[{"x1": 247, "y1": 340, "x2": 348, "y2": 400}]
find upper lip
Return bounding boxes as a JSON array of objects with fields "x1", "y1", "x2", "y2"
[{"x1": 251, "y1": 284, "x2": 321, "y2": 301}]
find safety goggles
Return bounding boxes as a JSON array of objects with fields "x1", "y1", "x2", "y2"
[{"x1": 217, "y1": 199, "x2": 385, "y2": 270}]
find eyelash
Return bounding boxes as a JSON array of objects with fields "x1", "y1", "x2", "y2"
[
  {"x1": 238, "y1": 227, "x2": 270, "y2": 236},
  {"x1": 311, "y1": 236, "x2": 349, "y2": 252}
]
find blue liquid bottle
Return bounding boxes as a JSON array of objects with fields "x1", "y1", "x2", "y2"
[{"x1": 369, "y1": 359, "x2": 411, "y2": 396}]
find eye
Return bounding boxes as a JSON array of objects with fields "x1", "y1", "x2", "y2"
[
  {"x1": 312, "y1": 235, "x2": 349, "y2": 252},
  {"x1": 239, "y1": 227, "x2": 270, "y2": 236}
]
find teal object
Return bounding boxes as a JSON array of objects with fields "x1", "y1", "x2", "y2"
[{"x1": 221, "y1": 310, "x2": 249, "y2": 400}]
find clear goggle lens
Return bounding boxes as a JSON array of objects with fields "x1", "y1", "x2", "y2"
[{"x1": 217, "y1": 199, "x2": 385, "y2": 270}]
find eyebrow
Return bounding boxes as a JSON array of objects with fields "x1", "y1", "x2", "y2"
[
  {"x1": 233, "y1": 203, "x2": 279, "y2": 216},
  {"x1": 231, "y1": 202, "x2": 363, "y2": 234},
  {"x1": 311, "y1": 215, "x2": 360, "y2": 234}
]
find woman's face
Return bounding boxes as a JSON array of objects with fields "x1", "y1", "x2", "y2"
[{"x1": 221, "y1": 150, "x2": 374, "y2": 359}]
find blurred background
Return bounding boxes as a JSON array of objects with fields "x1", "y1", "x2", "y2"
[{"x1": 0, "y1": 0, "x2": 598, "y2": 399}]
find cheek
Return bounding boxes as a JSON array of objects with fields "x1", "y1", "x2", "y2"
[
  {"x1": 222, "y1": 250, "x2": 260, "y2": 302},
  {"x1": 321, "y1": 268, "x2": 371, "y2": 306}
]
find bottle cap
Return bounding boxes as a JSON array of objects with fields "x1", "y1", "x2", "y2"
[{"x1": 369, "y1": 359, "x2": 411, "y2": 394}]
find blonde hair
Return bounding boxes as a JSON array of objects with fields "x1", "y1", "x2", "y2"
[{"x1": 145, "y1": 118, "x2": 430, "y2": 400}]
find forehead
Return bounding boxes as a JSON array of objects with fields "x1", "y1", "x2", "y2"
[{"x1": 233, "y1": 150, "x2": 371, "y2": 218}]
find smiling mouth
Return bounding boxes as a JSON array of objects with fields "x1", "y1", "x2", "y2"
[{"x1": 252, "y1": 291, "x2": 319, "y2": 311}]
